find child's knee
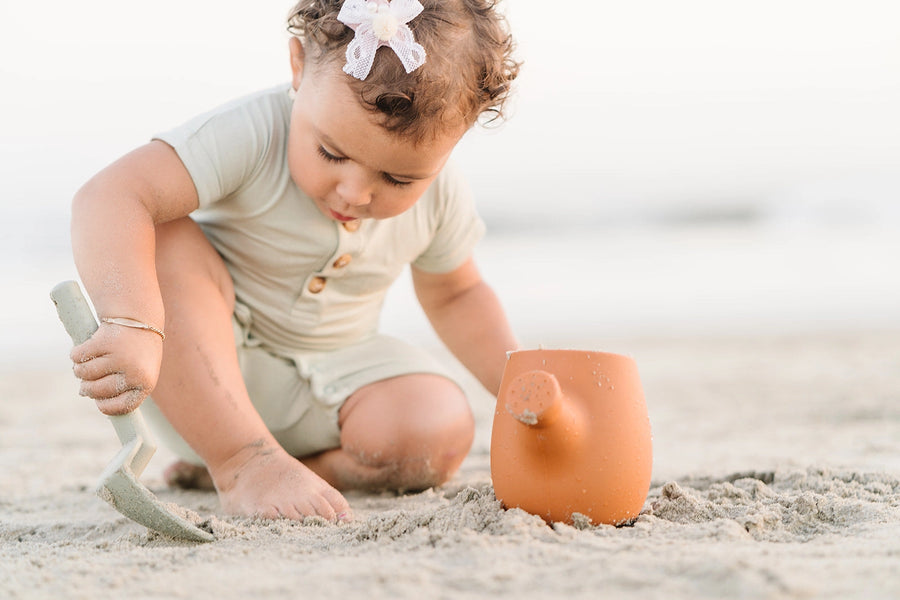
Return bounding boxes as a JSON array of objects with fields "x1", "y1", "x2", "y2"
[
  {"x1": 391, "y1": 385, "x2": 473, "y2": 459},
  {"x1": 398, "y1": 401, "x2": 473, "y2": 488},
  {"x1": 408, "y1": 402, "x2": 474, "y2": 475},
  {"x1": 341, "y1": 378, "x2": 475, "y2": 489}
]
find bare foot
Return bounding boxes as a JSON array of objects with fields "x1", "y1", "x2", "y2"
[
  {"x1": 164, "y1": 460, "x2": 216, "y2": 490},
  {"x1": 211, "y1": 442, "x2": 352, "y2": 522}
]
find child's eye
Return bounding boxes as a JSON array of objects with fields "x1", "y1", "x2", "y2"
[
  {"x1": 382, "y1": 173, "x2": 413, "y2": 187},
  {"x1": 317, "y1": 145, "x2": 346, "y2": 163},
  {"x1": 318, "y1": 145, "x2": 411, "y2": 187}
]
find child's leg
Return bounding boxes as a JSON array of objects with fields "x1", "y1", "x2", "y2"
[
  {"x1": 302, "y1": 374, "x2": 475, "y2": 491},
  {"x1": 163, "y1": 460, "x2": 215, "y2": 490},
  {"x1": 151, "y1": 217, "x2": 350, "y2": 520}
]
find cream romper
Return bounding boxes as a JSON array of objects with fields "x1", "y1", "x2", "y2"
[{"x1": 140, "y1": 85, "x2": 485, "y2": 463}]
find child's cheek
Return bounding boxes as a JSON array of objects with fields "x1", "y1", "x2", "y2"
[
  {"x1": 374, "y1": 186, "x2": 425, "y2": 219},
  {"x1": 287, "y1": 149, "x2": 322, "y2": 199}
]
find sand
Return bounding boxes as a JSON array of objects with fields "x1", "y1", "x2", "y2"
[{"x1": 2, "y1": 330, "x2": 899, "y2": 599}]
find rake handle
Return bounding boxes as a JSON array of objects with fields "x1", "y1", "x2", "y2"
[
  {"x1": 51, "y1": 280, "x2": 99, "y2": 346},
  {"x1": 50, "y1": 280, "x2": 156, "y2": 477}
]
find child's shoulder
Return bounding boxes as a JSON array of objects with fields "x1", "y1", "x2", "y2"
[
  {"x1": 205, "y1": 84, "x2": 293, "y2": 125},
  {"x1": 222, "y1": 84, "x2": 292, "y2": 111},
  {"x1": 153, "y1": 85, "x2": 294, "y2": 207},
  {"x1": 169, "y1": 84, "x2": 292, "y2": 136}
]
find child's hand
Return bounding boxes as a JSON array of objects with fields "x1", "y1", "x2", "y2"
[
  {"x1": 70, "y1": 322, "x2": 163, "y2": 416},
  {"x1": 212, "y1": 443, "x2": 352, "y2": 522}
]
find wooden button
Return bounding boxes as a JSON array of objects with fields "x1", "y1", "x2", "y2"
[
  {"x1": 342, "y1": 220, "x2": 360, "y2": 232},
  {"x1": 308, "y1": 276, "x2": 327, "y2": 294},
  {"x1": 332, "y1": 254, "x2": 352, "y2": 269}
]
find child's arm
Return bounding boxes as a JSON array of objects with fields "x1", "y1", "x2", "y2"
[
  {"x1": 70, "y1": 141, "x2": 199, "y2": 414},
  {"x1": 72, "y1": 141, "x2": 350, "y2": 521},
  {"x1": 413, "y1": 257, "x2": 518, "y2": 396}
]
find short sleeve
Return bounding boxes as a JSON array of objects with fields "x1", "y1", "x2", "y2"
[
  {"x1": 152, "y1": 90, "x2": 283, "y2": 209},
  {"x1": 412, "y1": 161, "x2": 486, "y2": 273}
]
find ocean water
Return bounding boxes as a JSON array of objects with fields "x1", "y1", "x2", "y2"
[
  {"x1": 383, "y1": 221, "x2": 900, "y2": 344},
  {"x1": 7, "y1": 214, "x2": 900, "y2": 373}
]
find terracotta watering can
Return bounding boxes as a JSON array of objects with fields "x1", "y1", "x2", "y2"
[{"x1": 490, "y1": 349, "x2": 652, "y2": 525}]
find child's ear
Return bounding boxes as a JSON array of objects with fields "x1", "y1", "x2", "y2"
[{"x1": 289, "y1": 37, "x2": 306, "y2": 91}]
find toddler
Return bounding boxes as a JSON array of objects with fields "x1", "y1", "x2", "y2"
[{"x1": 69, "y1": 0, "x2": 520, "y2": 521}]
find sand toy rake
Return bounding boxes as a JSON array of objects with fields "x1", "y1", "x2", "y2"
[{"x1": 51, "y1": 280, "x2": 214, "y2": 543}]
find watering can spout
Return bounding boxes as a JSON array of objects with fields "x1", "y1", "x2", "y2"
[
  {"x1": 503, "y1": 370, "x2": 570, "y2": 428},
  {"x1": 501, "y1": 369, "x2": 585, "y2": 462}
]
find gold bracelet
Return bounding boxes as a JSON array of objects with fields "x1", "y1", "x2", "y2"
[{"x1": 100, "y1": 317, "x2": 166, "y2": 341}]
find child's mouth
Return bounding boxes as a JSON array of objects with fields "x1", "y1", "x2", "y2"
[{"x1": 329, "y1": 209, "x2": 357, "y2": 222}]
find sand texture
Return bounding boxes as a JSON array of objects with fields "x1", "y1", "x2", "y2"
[{"x1": 2, "y1": 331, "x2": 899, "y2": 599}]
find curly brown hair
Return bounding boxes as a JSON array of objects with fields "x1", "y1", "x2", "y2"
[{"x1": 287, "y1": 0, "x2": 520, "y2": 143}]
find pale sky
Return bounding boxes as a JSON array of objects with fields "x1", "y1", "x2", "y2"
[{"x1": 2, "y1": 1, "x2": 899, "y2": 220}]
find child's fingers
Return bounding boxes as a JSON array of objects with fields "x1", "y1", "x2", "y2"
[
  {"x1": 78, "y1": 371, "x2": 130, "y2": 399},
  {"x1": 93, "y1": 388, "x2": 147, "y2": 416},
  {"x1": 72, "y1": 354, "x2": 116, "y2": 381},
  {"x1": 69, "y1": 342, "x2": 106, "y2": 367},
  {"x1": 78, "y1": 373, "x2": 148, "y2": 415},
  {"x1": 68, "y1": 320, "x2": 157, "y2": 365},
  {"x1": 74, "y1": 356, "x2": 156, "y2": 399}
]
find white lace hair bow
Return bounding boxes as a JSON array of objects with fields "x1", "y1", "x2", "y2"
[{"x1": 337, "y1": 0, "x2": 427, "y2": 80}]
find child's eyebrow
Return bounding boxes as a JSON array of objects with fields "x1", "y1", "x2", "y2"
[{"x1": 319, "y1": 133, "x2": 432, "y2": 181}]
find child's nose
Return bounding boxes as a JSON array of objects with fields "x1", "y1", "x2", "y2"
[{"x1": 336, "y1": 170, "x2": 373, "y2": 206}]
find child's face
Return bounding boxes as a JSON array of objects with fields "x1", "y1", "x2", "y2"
[{"x1": 287, "y1": 49, "x2": 465, "y2": 224}]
